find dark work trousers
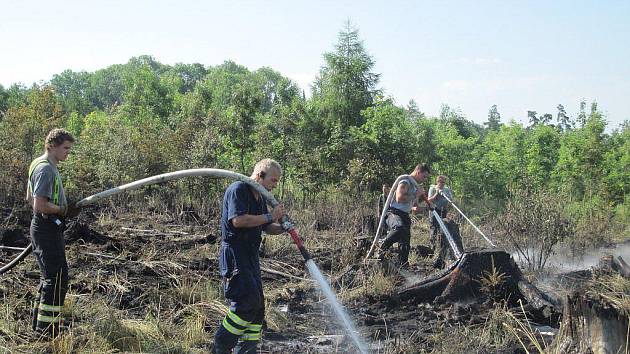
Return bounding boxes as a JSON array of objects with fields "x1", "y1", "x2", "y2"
[
  {"x1": 381, "y1": 208, "x2": 412, "y2": 266},
  {"x1": 30, "y1": 214, "x2": 69, "y2": 333},
  {"x1": 213, "y1": 243, "x2": 265, "y2": 354}
]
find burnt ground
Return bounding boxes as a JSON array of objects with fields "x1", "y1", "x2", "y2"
[{"x1": 1, "y1": 209, "x2": 559, "y2": 353}]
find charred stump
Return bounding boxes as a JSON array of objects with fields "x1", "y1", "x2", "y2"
[
  {"x1": 398, "y1": 250, "x2": 526, "y2": 304},
  {"x1": 556, "y1": 293, "x2": 629, "y2": 354},
  {"x1": 553, "y1": 255, "x2": 630, "y2": 354}
]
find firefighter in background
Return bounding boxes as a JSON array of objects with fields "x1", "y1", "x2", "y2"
[
  {"x1": 427, "y1": 175, "x2": 462, "y2": 268},
  {"x1": 26, "y1": 128, "x2": 82, "y2": 336},
  {"x1": 376, "y1": 164, "x2": 431, "y2": 268}
]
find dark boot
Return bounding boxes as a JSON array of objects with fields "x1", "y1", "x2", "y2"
[{"x1": 234, "y1": 340, "x2": 258, "y2": 354}]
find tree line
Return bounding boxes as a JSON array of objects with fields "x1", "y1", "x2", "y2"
[{"x1": 0, "y1": 23, "x2": 628, "y2": 225}]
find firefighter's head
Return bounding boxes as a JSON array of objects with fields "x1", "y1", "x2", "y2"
[
  {"x1": 436, "y1": 175, "x2": 447, "y2": 189},
  {"x1": 411, "y1": 163, "x2": 431, "y2": 183},
  {"x1": 252, "y1": 158, "x2": 282, "y2": 191},
  {"x1": 45, "y1": 128, "x2": 75, "y2": 162}
]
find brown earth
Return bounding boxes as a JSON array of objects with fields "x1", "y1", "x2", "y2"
[{"x1": 0, "y1": 207, "x2": 607, "y2": 353}]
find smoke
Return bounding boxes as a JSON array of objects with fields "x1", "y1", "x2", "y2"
[{"x1": 513, "y1": 241, "x2": 630, "y2": 273}]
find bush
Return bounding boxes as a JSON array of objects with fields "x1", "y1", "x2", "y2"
[{"x1": 497, "y1": 182, "x2": 575, "y2": 271}]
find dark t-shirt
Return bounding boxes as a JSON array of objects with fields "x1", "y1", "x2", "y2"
[{"x1": 220, "y1": 181, "x2": 270, "y2": 274}]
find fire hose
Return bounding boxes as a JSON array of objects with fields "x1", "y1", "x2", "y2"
[
  {"x1": 0, "y1": 168, "x2": 368, "y2": 353},
  {"x1": 0, "y1": 169, "x2": 306, "y2": 275},
  {"x1": 431, "y1": 209, "x2": 463, "y2": 259},
  {"x1": 438, "y1": 191, "x2": 496, "y2": 248},
  {"x1": 364, "y1": 175, "x2": 465, "y2": 262}
]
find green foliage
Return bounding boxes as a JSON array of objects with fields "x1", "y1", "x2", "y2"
[
  {"x1": 64, "y1": 111, "x2": 169, "y2": 195},
  {"x1": 0, "y1": 85, "x2": 64, "y2": 205},
  {"x1": 603, "y1": 121, "x2": 630, "y2": 203},
  {"x1": 433, "y1": 118, "x2": 479, "y2": 199},
  {"x1": 0, "y1": 84, "x2": 8, "y2": 115},
  {"x1": 51, "y1": 69, "x2": 93, "y2": 116},
  {"x1": 313, "y1": 21, "x2": 379, "y2": 130},
  {"x1": 310, "y1": 21, "x2": 381, "y2": 183},
  {"x1": 348, "y1": 97, "x2": 413, "y2": 189},
  {"x1": 0, "y1": 23, "x2": 627, "y2": 234},
  {"x1": 525, "y1": 124, "x2": 560, "y2": 188},
  {"x1": 484, "y1": 104, "x2": 501, "y2": 131}
]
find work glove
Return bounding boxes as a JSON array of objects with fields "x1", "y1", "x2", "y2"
[{"x1": 62, "y1": 201, "x2": 82, "y2": 218}]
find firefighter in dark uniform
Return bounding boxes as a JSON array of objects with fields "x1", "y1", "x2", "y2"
[
  {"x1": 26, "y1": 128, "x2": 81, "y2": 336},
  {"x1": 212, "y1": 159, "x2": 286, "y2": 354}
]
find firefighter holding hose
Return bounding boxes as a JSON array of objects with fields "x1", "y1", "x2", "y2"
[
  {"x1": 427, "y1": 175, "x2": 463, "y2": 268},
  {"x1": 212, "y1": 158, "x2": 287, "y2": 354},
  {"x1": 26, "y1": 128, "x2": 82, "y2": 336},
  {"x1": 375, "y1": 164, "x2": 431, "y2": 268}
]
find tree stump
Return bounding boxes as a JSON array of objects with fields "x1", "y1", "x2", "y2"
[
  {"x1": 556, "y1": 294, "x2": 629, "y2": 354},
  {"x1": 553, "y1": 255, "x2": 630, "y2": 354},
  {"x1": 398, "y1": 250, "x2": 525, "y2": 304}
]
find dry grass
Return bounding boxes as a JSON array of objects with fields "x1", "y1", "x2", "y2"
[
  {"x1": 339, "y1": 268, "x2": 395, "y2": 301},
  {"x1": 172, "y1": 276, "x2": 221, "y2": 305},
  {"x1": 427, "y1": 302, "x2": 547, "y2": 354},
  {"x1": 586, "y1": 272, "x2": 630, "y2": 316}
]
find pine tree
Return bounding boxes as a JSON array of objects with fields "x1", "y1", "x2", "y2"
[{"x1": 484, "y1": 104, "x2": 501, "y2": 130}]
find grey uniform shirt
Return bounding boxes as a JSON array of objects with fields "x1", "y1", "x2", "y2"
[
  {"x1": 390, "y1": 176, "x2": 419, "y2": 213},
  {"x1": 428, "y1": 185, "x2": 452, "y2": 210},
  {"x1": 29, "y1": 157, "x2": 67, "y2": 208}
]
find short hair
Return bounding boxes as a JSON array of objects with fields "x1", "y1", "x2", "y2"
[
  {"x1": 252, "y1": 158, "x2": 282, "y2": 178},
  {"x1": 45, "y1": 128, "x2": 74, "y2": 149},
  {"x1": 414, "y1": 163, "x2": 431, "y2": 174},
  {"x1": 436, "y1": 175, "x2": 447, "y2": 183}
]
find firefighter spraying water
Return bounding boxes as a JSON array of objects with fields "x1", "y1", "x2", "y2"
[{"x1": 3, "y1": 163, "x2": 369, "y2": 353}]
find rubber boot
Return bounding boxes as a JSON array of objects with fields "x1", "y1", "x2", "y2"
[{"x1": 234, "y1": 340, "x2": 258, "y2": 354}]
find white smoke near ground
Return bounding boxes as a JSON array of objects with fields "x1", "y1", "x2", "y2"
[
  {"x1": 513, "y1": 241, "x2": 630, "y2": 297},
  {"x1": 512, "y1": 241, "x2": 630, "y2": 273}
]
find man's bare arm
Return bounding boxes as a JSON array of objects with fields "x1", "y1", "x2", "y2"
[
  {"x1": 33, "y1": 196, "x2": 64, "y2": 215},
  {"x1": 396, "y1": 182, "x2": 409, "y2": 203},
  {"x1": 231, "y1": 214, "x2": 269, "y2": 228}
]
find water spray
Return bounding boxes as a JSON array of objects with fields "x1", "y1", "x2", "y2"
[
  {"x1": 0, "y1": 169, "x2": 368, "y2": 353},
  {"x1": 431, "y1": 209, "x2": 463, "y2": 259}
]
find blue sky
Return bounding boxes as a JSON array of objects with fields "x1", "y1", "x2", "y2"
[{"x1": 1, "y1": 0, "x2": 628, "y2": 128}]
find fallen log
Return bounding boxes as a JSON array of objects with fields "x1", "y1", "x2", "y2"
[
  {"x1": 599, "y1": 254, "x2": 630, "y2": 278},
  {"x1": 121, "y1": 227, "x2": 190, "y2": 236},
  {"x1": 517, "y1": 279, "x2": 562, "y2": 323}
]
